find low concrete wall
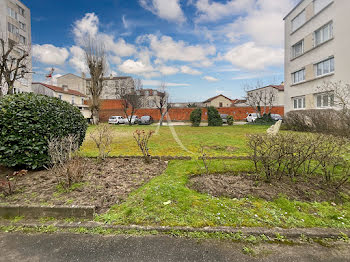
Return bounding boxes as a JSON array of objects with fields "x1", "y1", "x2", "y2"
[{"x1": 0, "y1": 205, "x2": 95, "y2": 220}]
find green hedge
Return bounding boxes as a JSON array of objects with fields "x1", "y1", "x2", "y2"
[
  {"x1": 190, "y1": 108, "x2": 202, "y2": 127},
  {"x1": 0, "y1": 93, "x2": 88, "y2": 169},
  {"x1": 207, "y1": 106, "x2": 223, "y2": 126}
]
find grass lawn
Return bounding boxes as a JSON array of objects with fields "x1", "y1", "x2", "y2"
[
  {"x1": 97, "y1": 159, "x2": 350, "y2": 229},
  {"x1": 80, "y1": 124, "x2": 268, "y2": 157}
]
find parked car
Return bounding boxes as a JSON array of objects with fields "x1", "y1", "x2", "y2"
[
  {"x1": 139, "y1": 116, "x2": 154, "y2": 125},
  {"x1": 125, "y1": 115, "x2": 139, "y2": 125},
  {"x1": 220, "y1": 114, "x2": 228, "y2": 124},
  {"x1": 246, "y1": 113, "x2": 259, "y2": 123},
  {"x1": 271, "y1": 114, "x2": 283, "y2": 121},
  {"x1": 108, "y1": 116, "x2": 125, "y2": 124}
]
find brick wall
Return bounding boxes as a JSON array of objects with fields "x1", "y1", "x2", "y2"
[{"x1": 98, "y1": 99, "x2": 284, "y2": 122}]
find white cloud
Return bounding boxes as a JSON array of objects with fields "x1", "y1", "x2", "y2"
[
  {"x1": 139, "y1": 0, "x2": 186, "y2": 23},
  {"x1": 100, "y1": 35, "x2": 136, "y2": 57},
  {"x1": 119, "y1": 59, "x2": 155, "y2": 75},
  {"x1": 73, "y1": 13, "x2": 99, "y2": 43},
  {"x1": 180, "y1": 65, "x2": 202, "y2": 75},
  {"x1": 223, "y1": 42, "x2": 284, "y2": 70},
  {"x1": 143, "y1": 79, "x2": 190, "y2": 87},
  {"x1": 122, "y1": 15, "x2": 128, "y2": 29},
  {"x1": 203, "y1": 76, "x2": 219, "y2": 82},
  {"x1": 195, "y1": 0, "x2": 254, "y2": 22},
  {"x1": 32, "y1": 44, "x2": 69, "y2": 65},
  {"x1": 145, "y1": 34, "x2": 216, "y2": 63},
  {"x1": 158, "y1": 65, "x2": 179, "y2": 75},
  {"x1": 68, "y1": 45, "x2": 88, "y2": 73}
]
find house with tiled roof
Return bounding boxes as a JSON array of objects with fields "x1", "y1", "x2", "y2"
[
  {"x1": 31, "y1": 82, "x2": 91, "y2": 118},
  {"x1": 203, "y1": 94, "x2": 233, "y2": 108}
]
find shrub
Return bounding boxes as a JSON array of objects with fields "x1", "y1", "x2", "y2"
[
  {"x1": 251, "y1": 113, "x2": 275, "y2": 125},
  {"x1": 89, "y1": 124, "x2": 114, "y2": 160},
  {"x1": 284, "y1": 109, "x2": 350, "y2": 137},
  {"x1": 247, "y1": 132, "x2": 350, "y2": 188},
  {"x1": 0, "y1": 93, "x2": 87, "y2": 169},
  {"x1": 190, "y1": 108, "x2": 202, "y2": 127},
  {"x1": 133, "y1": 130, "x2": 154, "y2": 163},
  {"x1": 227, "y1": 115, "x2": 234, "y2": 126},
  {"x1": 207, "y1": 106, "x2": 223, "y2": 126}
]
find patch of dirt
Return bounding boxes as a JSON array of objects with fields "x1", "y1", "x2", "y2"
[
  {"x1": 188, "y1": 173, "x2": 350, "y2": 202},
  {"x1": 203, "y1": 146, "x2": 238, "y2": 152},
  {"x1": 0, "y1": 158, "x2": 167, "y2": 213}
]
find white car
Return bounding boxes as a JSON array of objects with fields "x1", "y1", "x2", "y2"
[
  {"x1": 108, "y1": 116, "x2": 125, "y2": 125},
  {"x1": 271, "y1": 114, "x2": 283, "y2": 121},
  {"x1": 125, "y1": 115, "x2": 139, "y2": 125},
  {"x1": 246, "y1": 113, "x2": 259, "y2": 123}
]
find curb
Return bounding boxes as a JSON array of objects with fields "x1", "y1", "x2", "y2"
[
  {"x1": 1, "y1": 220, "x2": 349, "y2": 239},
  {"x1": 0, "y1": 205, "x2": 95, "y2": 220}
]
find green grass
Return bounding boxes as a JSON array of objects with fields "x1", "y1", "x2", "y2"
[
  {"x1": 80, "y1": 124, "x2": 268, "y2": 157},
  {"x1": 97, "y1": 159, "x2": 350, "y2": 229}
]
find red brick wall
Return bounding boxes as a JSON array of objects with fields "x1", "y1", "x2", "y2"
[{"x1": 98, "y1": 99, "x2": 284, "y2": 122}]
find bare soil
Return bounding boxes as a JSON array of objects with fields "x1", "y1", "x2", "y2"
[
  {"x1": 0, "y1": 158, "x2": 167, "y2": 213},
  {"x1": 188, "y1": 173, "x2": 350, "y2": 202}
]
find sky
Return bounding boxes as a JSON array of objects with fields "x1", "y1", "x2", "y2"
[{"x1": 23, "y1": 0, "x2": 299, "y2": 102}]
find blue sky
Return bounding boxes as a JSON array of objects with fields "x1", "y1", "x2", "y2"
[{"x1": 23, "y1": 0, "x2": 298, "y2": 102}]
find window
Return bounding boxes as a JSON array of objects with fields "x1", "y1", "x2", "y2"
[
  {"x1": 19, "y1": 22, "x2": 26, "y2": 31},
  {"x1": 19, "y1": 35, "x2": 26, "y2": 44},
  {"x1": 293, "y1": 97, "x2": 306, "y2": 109},
  {"x1": 292, "y1": 69, "x2": 305, "y2": 84},
  {"x1": 315, "y1": 57, "x2": 334, "y2": 77},
  {"x1": 219, "y1": 102, "x2": 223, "y2": 107},
  {"x1": 292, "y1": 40, "x2": 304, "y2": 58},
  {"x1": 7, "y1": 7, "x2": 17, "y2": 20},
  {"x1": 316, "y1": 93, "x2": 334, "y2": 108},
  {"x1": 292, "y1": 10, "x2": 305, "y2": 31},
  {"x1": 314, "y1": 22, "x2": 333, "y2": 46},
  {"x1": 314, "y1": 0, "x2": 332, "y2": 14},
  {"x1": 8, "y1": 23, "x2": 18, "y2": 35},
  {"x1": 17, "y1": 5, "x2": 25, "y2": 17},
  {"x1": 58, "y1": 95, "x2": 62, "y2": 100},
  {"x1": 72, "y1": 96, "x2": 75, "y2": 105},
  {"x1": 81, "y1": 98, "x2": 84, "y2": 105}
]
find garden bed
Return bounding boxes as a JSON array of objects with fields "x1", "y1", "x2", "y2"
[
  {"x1": 0, "y1": 158, "x2": 167, "y2": 213},
  {"x1": 189, "y1": 173, "x2": 350, "y2": 203}
]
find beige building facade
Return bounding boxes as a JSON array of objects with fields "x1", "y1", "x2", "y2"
[
  {"x1": 32, "y1": 82, "x2": 91, "y2": 118},
  {"x1": 284, "y1": 0, "x2": 350, "y2": 112},
  {"x1": 246, "y1": 85, "x2": 285, "y2": 107},
  {"x1": 0, "y1": 0, "x2": 32, "y2": 93},
  {"x1": 203, "y1": 94, "x2": 233, "y2": 108}
]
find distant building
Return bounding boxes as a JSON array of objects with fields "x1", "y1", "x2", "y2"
[
  {"x1": 32, "y1": 82, "x2": 91, "y2": 118},
  {"x1": 203, "y1": 94, "x2": 233, "y2": 108},
  {"x1": 57, "y1": 73, "x2": 134, "y2": 100},
  {"x1": 246, "y1": 85, "x2": 285, "y2": 107},
  {"x1": 0, "y1": 0, "x2": 32, "y2": 93},
  {"x1": 284, "y1": 0, "x2": 350, "y2": 112}
]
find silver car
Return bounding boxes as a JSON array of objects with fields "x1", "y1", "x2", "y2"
[{"x1": 108, "y1": 116, "x2": 125, "y2": 124}]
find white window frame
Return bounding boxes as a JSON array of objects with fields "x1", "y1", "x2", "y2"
[
  {"x1": 7, "y1": 7, "x2": 18, "y2": 20},
  {"x1": 315, "y1": 93, "x2": 334, "y2": 108},
  {"x1": 314, "y1": 22, "x2": 333, "y2": 47},
  {"x1": 315, "y1": 57, "x2": 334, "y2": 77},
  {"x1": 19, "y1": 22, "x2": 26, "y2": 31},
  {"x1": 291, "y1": 10, "x2": 306, "y2": 32},
  {"x1": 292, "y1": 69, "x2": 305, "y2": 84},
  {"x1": 292, "y1": 40, "x2": 304, "y2": 58},
  {"x1": 314, "y1": 0, "x2": 333, "y2": 14},
  {"x1": 293, "y1": 97, "x2": 306, "y2": 109}
]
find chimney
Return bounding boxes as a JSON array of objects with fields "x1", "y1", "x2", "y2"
[
  {"x1": 81, "y1": 72, "x2": 86, "y2": 79},
  {"x1": 63, "y1": 85, "x2": 68, "y2": 92}
]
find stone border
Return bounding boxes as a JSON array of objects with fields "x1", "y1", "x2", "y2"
[
  {"x1": 1, "y1": 220, "x2": 349, "y2": 239},
  {"x1": 0, "y1": 205, "x2": 95, "y2": 220},
  {"x1": 108, "y1": 156, "x2": 192, "y2": 160}
]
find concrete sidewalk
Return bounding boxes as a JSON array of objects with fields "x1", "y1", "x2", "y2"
[{"x1": 1, "y1": 233, "x2": 349, "y2": 262}]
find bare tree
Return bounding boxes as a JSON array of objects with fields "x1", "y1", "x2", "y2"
[
  {"x1": 120, "y1": 78, "x2": 142, "y2": 126},
  {"x1": 244, "y1": 81, "x2": 278, "y2": 116},
  {"x1": 319, "y1": 81, "x2": 350, "y2": 111},
  {"x1": 0, "y1": 35, "x2": 31, "y2": 96},
  {"x1": 154, "y1": 81, "x2": 171, "y2": 126},
  {"x1": 83, "y1": 37, "x2": 107, "y2": 124}
]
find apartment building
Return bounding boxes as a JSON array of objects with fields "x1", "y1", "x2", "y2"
[
  {"x1": 0, "y1": 0, "x2": 32, "y2": 93},
  {"x1": 284, "y1": 0, "x2": 350, "y2": 112}
]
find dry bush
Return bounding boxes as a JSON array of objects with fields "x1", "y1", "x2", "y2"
[
  {"x1": 247, "y1": 133, "x2": 350, "y2": 188},
  {"x1": 89, "y1": 124, "x2": 114, "y2": 160},
  {"x1": 284, "y1": 109, "x2": 349, "y2": 137},
  {"x1": 48, "y1": 135, "x2": 86, "y2": 190},
  {"x1": 133, "y1": 130, "x2": 154, "y2": 163},
  {"x1": 197, "y1": 145, "x2": 212, "y2": 175}
]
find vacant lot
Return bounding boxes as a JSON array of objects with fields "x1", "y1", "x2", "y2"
[{"x1": 80, "y1": 124, "x2": 267, "y2": 157}]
